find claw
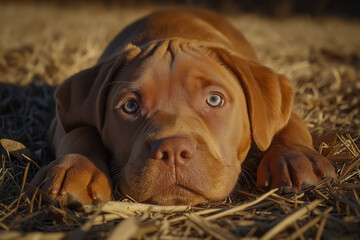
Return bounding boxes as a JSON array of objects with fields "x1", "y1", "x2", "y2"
[
  {"x1": 279, "y1": 185, "x2": 293, "y2": 194},
  {"x1": 88, "y1": 186, "x2": 98, "y2": 200},
  {"x1": 60, "y1": 188, "x2": 67, "y2": 195},
  {"x1": 263, "y1": 180, "x2": 269, "y2": 187},
  {"x1": 50, "y1": 187, "x2": 60, "y2": 195}
]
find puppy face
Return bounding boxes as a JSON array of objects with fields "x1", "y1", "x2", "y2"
[{"x1": 101, "y1": 41, "x2": 251, "y2": 205}]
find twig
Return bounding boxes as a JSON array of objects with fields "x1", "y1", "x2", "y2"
[
  {"x1": 261, "y1": 199, "x2": 323, "y2": 240},
  {"x1": 205, "y1": 188, "x2": 278, "y2": 221},
  {"x1": 315, "y1": 207, "x2": 333, "y2": 240},
  {"x1": 15, "y1": 161, "x2": 30, "y2": 212}
]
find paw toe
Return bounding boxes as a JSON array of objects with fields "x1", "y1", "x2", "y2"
[{"x1": 258, "y1": 144, "x2": 337, "y2": 194}]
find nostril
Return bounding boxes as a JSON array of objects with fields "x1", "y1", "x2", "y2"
[
  {"x1": 180, "y1": 149, "x2": 193, "y2": 159},
  {"x1": 162, "y1": 152, "x2": 169, "y2": 161}
]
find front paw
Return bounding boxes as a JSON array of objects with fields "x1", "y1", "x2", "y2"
[
  {"x1": 256, "y1": 144, "x2": 337, "y2": 193},
  {"x1": 31, "y1": 154, "x2": 112, "y2": 205}
]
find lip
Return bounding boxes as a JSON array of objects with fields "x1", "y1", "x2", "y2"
[
  {"x1": 143, "y1": 183, "x2": 208, "y2": 205},
  {"x1": 120, "y1": 180, "x2": 203, "y2": 200},
  {"x1": 166, "y1": 184, "x2": 201, "y2": 196}
]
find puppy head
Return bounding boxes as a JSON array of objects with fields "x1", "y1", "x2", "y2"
[
  {"x1": 100, "y1": 40, "x2": 251, "y2": 204},
  {"x1": 56, "y1": 39, "x2": 292, "y2": 205}
]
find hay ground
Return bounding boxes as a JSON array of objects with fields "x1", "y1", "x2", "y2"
[{"x1": 0, "y1": 2, "x2": 360, "y2": 240}]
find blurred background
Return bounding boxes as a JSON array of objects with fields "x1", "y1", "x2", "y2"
[{"x1": 5, "y1": 0, "x2": 360, "y2": 17}]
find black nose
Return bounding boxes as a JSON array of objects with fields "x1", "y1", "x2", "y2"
[{"x1": 150, "y1": 137, "x2": 196, "y2": 165}]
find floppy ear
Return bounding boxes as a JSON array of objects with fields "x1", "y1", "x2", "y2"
[
  {"x1": 214, "y1": 49, "x2": 293, "y2": 151},
  {"x1": 55, "y1": 45, "x2": 141, "y2": 133}
]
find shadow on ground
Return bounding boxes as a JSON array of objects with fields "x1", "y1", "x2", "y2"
[{"x1": 0, "y1": 80, "x2": 56, "y2": 167}]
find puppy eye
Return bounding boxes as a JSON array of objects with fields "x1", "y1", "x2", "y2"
[
  {"x1": 122, "y1": 99, "x2": 140, "y2": 114},
  {"x1": 206, "y1": 94, "x2": 224, "y2": 108}
]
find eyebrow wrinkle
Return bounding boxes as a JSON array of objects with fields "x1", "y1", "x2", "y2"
[{"x1": 166, "y1": 41, "x2": 176, "y2": 68}]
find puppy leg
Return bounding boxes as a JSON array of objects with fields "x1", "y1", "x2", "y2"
[
  {"x1": 31, "y1": 122, "x2": 112, "y2": 205},
  {"x1": 256, "y1": 112, "x2": 337, "y2": 193}
]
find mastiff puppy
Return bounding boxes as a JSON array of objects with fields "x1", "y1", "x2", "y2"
[{"x1": 32, "y1": 9, "x2": 336, "y2": 205}]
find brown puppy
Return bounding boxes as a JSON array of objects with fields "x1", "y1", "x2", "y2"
[{"x1": 31, "y1": 9, "x2": 336, "y2": 205}]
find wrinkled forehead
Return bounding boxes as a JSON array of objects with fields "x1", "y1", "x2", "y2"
[{"x1": 112, "y1": 40, "x2": 241, "y2": 105}]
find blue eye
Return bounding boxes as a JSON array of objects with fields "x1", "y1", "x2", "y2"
[
  {"x1": 206, "y1": 94, "x2": 224, "y2": 108},
  {"x1": 122, "y1": 99, "x2": 139, "y2": 114}
]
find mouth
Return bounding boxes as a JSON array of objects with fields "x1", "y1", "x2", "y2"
[
  {"x1": 144, "y1": 184, "x2": 208, "y2": 205},
  {"x1": 167, "y1": 184, "x2": 200, "y2": 196}
]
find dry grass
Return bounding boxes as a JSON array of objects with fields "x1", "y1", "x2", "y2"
[{"x1": 0, "y1": 2, "x2": 360, "y2": 239}]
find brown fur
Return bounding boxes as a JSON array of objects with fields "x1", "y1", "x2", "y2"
[{"x1": 31, "y1": 9, "x2": 336, "y2": 205}]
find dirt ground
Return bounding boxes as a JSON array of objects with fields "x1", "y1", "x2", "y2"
[{"x1": 0, "y1": 2, "x2": 360, "y2": 240}]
